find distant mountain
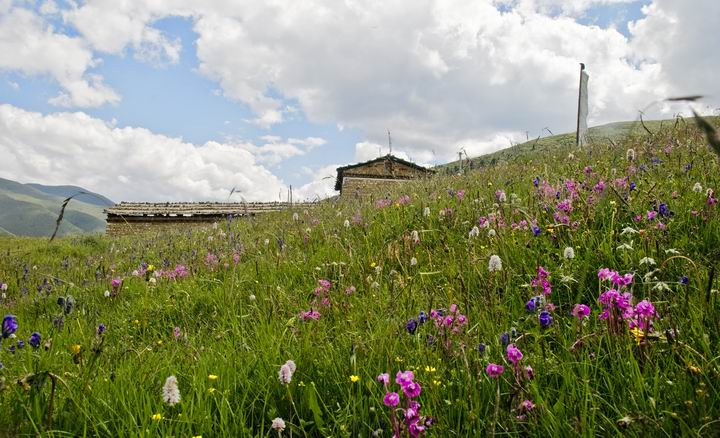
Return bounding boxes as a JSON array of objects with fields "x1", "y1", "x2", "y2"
[
  {"x1": 26, "y1": 183, "x2": 114, "y2": 207},
  {"x1": 0, "y1": 178, "x2": 112, "y2": 237}
]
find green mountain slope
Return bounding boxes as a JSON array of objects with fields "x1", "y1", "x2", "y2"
[
  {"x1": 438, "y1": 117, "x2": 716, "y2": 172},
  {"x1": 0, "y1": 178, "x2": 110, "y2": 236}
]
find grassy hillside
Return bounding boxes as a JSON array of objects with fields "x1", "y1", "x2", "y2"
[
  {"x1": 0, "y1": 178, "x2": 109, "y2": 236},
  {"x1": 0, "y1": 118, "x2": 719, "y2": 436},
  {"x1": 438, "y1": 116, "x2": 717, "y2": 173}
]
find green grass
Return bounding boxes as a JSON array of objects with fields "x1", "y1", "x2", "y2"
[{"x1": 0, "y1": 117, "x2": 719, "y2": 437}]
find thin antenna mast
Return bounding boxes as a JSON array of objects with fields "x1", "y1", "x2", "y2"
[{"x1": 387, "y1": 129, "x2": 392, "y2": 156}]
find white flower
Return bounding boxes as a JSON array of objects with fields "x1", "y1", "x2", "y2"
[
  {"x1": 343, "y1": 219, "x2": 350, "y2": 228},
  {"x1": 664, "y1": 248, "x2": 680, "y2": 255},
  {"x1": 292, "y1": 212, "x2": 299, "y2": 221},
  {"x1": 487, "y1": 229, "x2": 496, "y2": 237},
  {"x1": 693, "y1": 182, "x2": 703, "y2": 193},
  {"x1": 264, "y1": 239, "x2": 270, "y2": 246},
  {"x1": 371, "y1": 281, "x2": 380, "y2": 289},
  {"x1": 617, "y1": 243, "x2": 634, "y2": 251},
  {"x1": 249, "y1": 294, "x2": 256, "y2": 301},
  {"x1": 410, "y1": 257, "x2": 418, "y2": 266},
  {"x1": 278, "y1": 361, "x2": 295, "y2": 384},
  {"x1": 411, "y1": 230, "x2": 420, "y2": 244},
  {"x1": 162, "y1": 375, "x2": 181, "y2": 406},
  {"x1": 488, "y1": 255, "x2": 502, "y2": 272},
  {"x1": 568, "y1": 153, "x2": 575, "y2": 159},
  {"x1": 653, "y1": 281, "x2": 671, "y2": 292},
  {"x1": 468, "y1": 226, "x2": 480, "y2": 238},
  {"x1": 272, "y1": 417, "x2": 286, "y2": 433},
  {"x1": 423, "y1": 207, "x2": 431, "y2": 217},
  {"x1": 560, "y1": 275, "x2": 577, "y2": 283},
  {"x1": 620, "y1": 227, "x2": 639, "y2": 235},
  {"x1": 626, "y1": 148, "x2": 635, "y2": 161},
  {"x1": 212, "y1": 222, "x2": 218, "y2": 229},
  {"x1": 497, "y1": 192, "x2": 507, "y2": 203},
  {"x1": 639, "y1": 257, "x2": 656, "y2": 266},
  {"x1": 563, "y1": 247, "x2": 575, "y2": 259},
  {"x1": 132, "y1": 270, "x2": 139, "y2": 277},
  {"x1": 149, "y1": 277, "x2": 157, "y2": 285},
  {"x1": 104, "y1": 290, "x2": 111, "y2": 298}
]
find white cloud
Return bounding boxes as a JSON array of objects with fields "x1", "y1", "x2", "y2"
[
  {"x1": 0, "y1": 7, "x2": 119, "y2": 107},
  {"x1": 294, "y1": 164, "x2": 340, "y2": 201},
  {"x1": 62, "y1": 0, "x2": 182, "y2": 66},
  {"x1": 0, "y1": 104, "x2": 291, "y2": 202}
]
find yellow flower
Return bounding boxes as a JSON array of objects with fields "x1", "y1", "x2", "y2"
[
  {"x1": 133, "y1": 319, "x2": 140, "y2": 325},
  {"x1": 157, "y1": 340, "x2": 163, "y2": 345},
  {"x1": 433, "y1": 380, "x2": 442, "y2": 386},
  {"x1": 147, "y1": 264, "x2": 155, "y2": 272},
  {"x1": 151, "y1": 413, "x2": 162, "y2": 421},
  {"x1": 192, "y1": 436, "x2": 202, "y2": 438},
  {"x1": 298, "y1": 381, "x2": 306, "y2": 387},
  {"x1": 208, "y1": 388, "x2": 216, "y2": 394},
  {"x1": 424, "y1": 366, "x2": 436, "y2": 373},
  {"x1": 688, "y1": 365, "x2": 701, "y2": 375},
  {"x1": 350, "y1": 375, "x2": 360, "y2": 383},
  {"x1": 370, "y1": 262, "x2": 377, "y2": 268},
  {"x1": 487, "y1": 182, "x2": 493, "y2": 186},
  {"x1": 395, "y1": 356, "x2": 404, "y2": 363},
  {"x1": 630, "y1": 327, "x2": 645, "y2": 346},
  {"x1": 208, "y1": 374, "x2": 218, "y2": 381},
  {"x1": 70, "y1": 344, "x2": 81, "y2": 355}
]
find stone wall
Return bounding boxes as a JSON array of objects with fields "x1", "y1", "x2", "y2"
[{"x1": 340, "y1": 177, "x2": 410, "y2": 199}]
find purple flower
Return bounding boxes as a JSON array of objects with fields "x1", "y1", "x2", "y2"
[
  {"x1": 395, "y1": 370, "x2": 414, "y2": 386},
  {"x1": 499, "y1": 331, "x2": 510, "y2": 346},
  {"x1": 2, "y1": 315, "x2": 18, "y2": 338},
  {"x1": 680, "y1": 276, "x2": 689, "y2": 285},
  {"x1": 97, "y1": 324, "x2": 106, "y2": 335},
  {"x1": 506, "y1": 344, "x2": 523, "y2": 365},
  {"x1": 539, "y1": 311, "x2": 553, "y2": 328},
  {"x1": 525, "y1": 297, "x2": 538, "y2": 312},
  {"x1": 406, "y1": 319, "x2": 418, "y2": 335},
  {"x1": 524, "y1": 365, "x2": 534, "y2": 380},
  {"x1": 486, "y1": 363, "x2": 504, "y2": 378},
  {"x1": 29, "y1": 332, "x2": 41, "y2": 349},
  {"x1": 520, "y1": 399, "x2": 535, "y2": 411},
  {"x1": 402, "y1": 381, "x2": 422, "y2": 398},
  {"x1": 383, "y1": 391, "x2": 400, "y2": 407},
  {"x1": 572, "y1": 304, "x2": 591, "y2": 320},
  {"x1": 477, "y1": 343, "x2": 486, "y2": 355},
  {"x1": 16, "y1": 339, "x2": 25, "y2": 349},
  {"x1": 418, "y1": 311, "x2": 427, "y2": 324}
]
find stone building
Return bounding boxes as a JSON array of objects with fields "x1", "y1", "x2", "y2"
[
  {"x1": 335, "y1": 155, "x2": 434, "y2": 198},
  {"x1": 104, "y1": 201, "x2": 312, "y2": 236}
]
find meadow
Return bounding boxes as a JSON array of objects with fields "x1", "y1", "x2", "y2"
[{"x1": 1, "y1": 116, "x2": 719, "y2": 437}]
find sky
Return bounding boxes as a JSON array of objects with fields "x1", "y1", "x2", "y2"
[{"x1": 0, "y1": 0, "x2": 718, "y2": 202}]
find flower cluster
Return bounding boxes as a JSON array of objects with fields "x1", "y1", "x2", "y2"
[
  {"x1": 530, "y1": 266, "x2": 552, "y2": 296},
  {"x1": 377, "y1": 371, "x2": 432, "y2": 437}
]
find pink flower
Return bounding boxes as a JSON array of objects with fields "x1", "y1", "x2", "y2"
[
  {"x1": 377, "y1": 373, "x2": 390, "y2": 385},
  {"x1": 486, "y1": 363, "x2": 504, "y2": 378},
  {"x1": 524, "y1": 365, "x2": 534, "y2": 380},
  {"x1": 572, "y1": 304, "x2": 591, "y2": 320},
  {"x1": 300, "y1": 309, "x2": 321, "y2": 321},
  {"x1": 395, "y1": 370, "x2": 414, "y2": 386},
  {"x1": 383, "y1": 391, "x2": 400, "y2": 407},
  {"x1": 647, "y1": 210, "x2": 657, "y2": 220},
  {"x1": 402, "y1": 381, "x2": 422, "y2": 398},
  {"x1": 520, "y1": 399, "x2": 535, "y2": 411},
  {"x1": 506, "y1": 344, "x2": 523, "y2": 365}
]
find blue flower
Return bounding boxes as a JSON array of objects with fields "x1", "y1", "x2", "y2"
[
  {"x1": 406, "y1": 319, "x2": 418, "y2": 335},
  {"x1": 539, "y1": 311, "x2": 553, "y2": 329},
  {"x1": 97, "y1": 324, "x2": 106, "y2": 336},
  {"x1": 533, "y1": 177, "x2": 539, "y2": 187},
  {"x1": 16, "y1": 339, "x2": 24, "y2": 349},
  {"x1": 532, "y1": 226, "x2": 541, "y2": 237},
  {"x1": 418, "y1": 311, "x2": 427, "y2": 324},
  {"x1": 525, "y1": 297, "x2": 538, "y2": 312},
  {"x1": 477, "y1": 343, "x2": 486, "y2": 355},
  {"x1": 658, "y1": 203, "x2": 673, "y2": 217},
  {"x1": 680, "y1": 276, "x2": 689, "y2": 285},
  {"x1": 500, "y1": 331, "x2": 510, "y2": 346},
  {"x1": 629, "y1": 182, "x2": 636, "y2": 191},
  {"x1": 29, "y1": 332, "x2": 41, "y2": 349},
  {"x1": 2, "y1": 315, "x2": 18, "y2": 338}
]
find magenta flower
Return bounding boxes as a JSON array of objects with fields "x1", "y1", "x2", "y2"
[
  {"x1": 520, "y1": 399, "x2": 535, "y2": 411},
  {"x1": 572, "y1": 304, "x2": 591, "y2": 320},
  {"x1": 486, "y1": 363, "x2": 504, "y2": 378},
  {"x1": 506, "y1": 344, "x2": 523, "y2": 365},
  {"x1": 402, "y1": 381, "x2": 422, "y2": 398},
  {"x1": 383, "y1": 391, "x2": 400, "y2": 407},
  {"x1": 647, "y1": 210, "x2": 657, "y2": 220},
  {"x1": 395, "y1": 370, "x2": 414, "y2": 386},
  {"x1": 299, "y1": 309, "x2": 321, "y2": 321},
  {"x1": 377, "y1": 373, "x2": 390, "y2": 385}
]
